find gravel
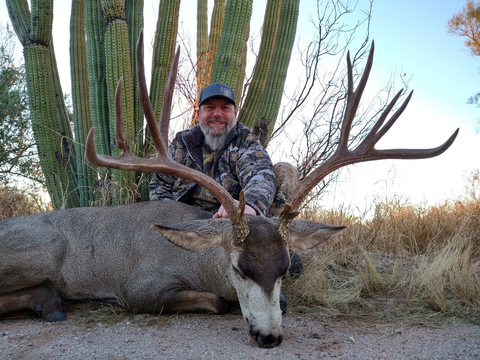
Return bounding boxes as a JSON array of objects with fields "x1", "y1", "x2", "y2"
[{"x1": 1, "y1": 309, "x2": 479, "y2": 359}]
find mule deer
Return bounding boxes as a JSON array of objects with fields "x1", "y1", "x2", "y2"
[{"x1": 0, "y1": 32, "x2": 458, "y2": 348}]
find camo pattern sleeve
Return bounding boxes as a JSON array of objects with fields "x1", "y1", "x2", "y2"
[
  {"x1": 220, "y1": 124, "x2": 277, "y2": 216},
  {"x1": 148, "y1": 130, "x2": 197, "y2": 201}
]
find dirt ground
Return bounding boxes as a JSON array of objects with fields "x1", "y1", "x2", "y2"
[{"x1": 1, "y1": 305, "x2": 479, "y2": 360}]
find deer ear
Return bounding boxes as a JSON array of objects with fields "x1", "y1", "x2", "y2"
[
  {"x1": 287, "y1": 220, "x2": 346, "y2": 251},
  {"x1": 152, "y1": 219, "x2": 232, "y2": 252}
]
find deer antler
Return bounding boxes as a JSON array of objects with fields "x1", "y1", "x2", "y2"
[
  {"x1": 289, "y1": 41, "x2": 459, "y2": 211},
  {"x1": 85, "y1": 30, "x2": 249, "y2": 241}
]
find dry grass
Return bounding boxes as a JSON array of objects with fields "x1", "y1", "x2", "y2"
[
  {"x1": 285, "y1": 191, "x2": 480, "y2": 325},
  {"x1": 0, "y1": 185, "x2": 52, "y2": 221}
]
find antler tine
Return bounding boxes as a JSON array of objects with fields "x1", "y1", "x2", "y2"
[
  {"x1": 86, "y1": 31, "x2": 243, "y2": 227},
  {"x1": 159, "y1": 45, "x2": 180, "y2": 145},
  {"x1": 114, "y1": 77, "x2": 130, "y2": 155},
  {"x1": 136, "y1": 29, "x2": 167, "y2": 157},
  {"x1": 356, "y1": 89, "x2": 407, "y2": 151},
  {"x1": 339, "y1": 41, "x2": 375, "y2": 150},
  {"x1": 289, "y1": 41, "x2": 459, "y2": 210}
]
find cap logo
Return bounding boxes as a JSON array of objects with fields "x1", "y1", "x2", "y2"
[{"x1": 220, "y1": 86, "x2": 233, "y2": 99}]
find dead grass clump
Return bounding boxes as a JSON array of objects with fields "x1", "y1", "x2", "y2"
[
  {"x1": 366, "y1": 196, "x2": 480, "y2": 255},
  {"x1": 408, "y1": 224, "x2": 480, "y2": 316},
  {"x1": 285, "y1": 248, "x2": 363, "y2": 309},
  {"x1": 286, "y1": 192, "x2": 480, "y2": 322},
  {"x1": 0, "y1": 186, "x2": 51, "y2": 221},
  {"x1": 91, "y1": 173, "x2": 150, "y2": 207}
]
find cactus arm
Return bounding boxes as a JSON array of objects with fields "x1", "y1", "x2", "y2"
[
  {"x1": 252, "y1": 0, "x2": 299, "y2": 147},
  {"x1": 148, "y1": 0, "x2": 180, "y2": 151},
  {"x1": 196, "y1": 0, "x2": 208, "y2": 98},
  {"x1": 206, "y1": 0, "x2": 226, "y2": 81},
  {"x1": 70, "y1": 0, "x2": 96, "y2": 206},
  {"x1": 238, "y1": 0, "x2": 282, "y2": 128},
  {"x1": 30, "y1": 0, "x2": 53, "y2": 44},
  {"x1": 85, "y1": 0, "x2": 110, "y2": 159},
  {"x1": 126, "y1": 0, "x2": 144, "y2": 156},
  {"x1": 102, "y1": 0, "x2": 136, "y2": 202},
  {"x1": 191, "y1": 0, "x2": 225, "y2": 127},
  {"x1": 6, "y1": 0, "x2": 31, "y2": 44},
  {"x1": 211, "y1": 0, "x2": 253, "y2": 102},
  {"x1": 49, "y1": 42, "x2": 79, "y2": 191},
  {"x1": 7, "y1": 0, "x2": 79, "y2": 209}
]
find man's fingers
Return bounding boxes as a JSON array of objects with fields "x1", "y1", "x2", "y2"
[{"x1": 214, "y1": 203, "x2": 257, "y2": 218}]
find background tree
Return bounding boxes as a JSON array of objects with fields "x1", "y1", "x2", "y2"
[
  {"x1": 447, "y1": 0, "x2": 480, "y2": 108},
  {"x1": 448, "y1": 0, "x2": 480, "y2": 57},
  {"x1": 0, "y1": 24, "x2": 43, "y2": 186},
  {"x1": 258, "y1": 0, "x2": 411, "y2": 206}
]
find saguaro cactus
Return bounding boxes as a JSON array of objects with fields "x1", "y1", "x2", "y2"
[
  {"x1": 210, "y1": 0, "x2": 253, "y2": 101},
  {"x1": 70, "y1": 0, "x2": 96, "y2": 207},
  {"x1": 240, "y1": 0, "x2": 300, "y2": 146},
  {"x1": 6, "y1": 0, "x2": 79, "y2": 209}
]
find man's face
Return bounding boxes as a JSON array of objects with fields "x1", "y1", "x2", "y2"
[{"x1": 198, "y1": 97, "x2": 237, "y2": 150}]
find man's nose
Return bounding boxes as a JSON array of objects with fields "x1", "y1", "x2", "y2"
[{"x1": 212, "y1": 106, "x2": 222, "y2": 117}]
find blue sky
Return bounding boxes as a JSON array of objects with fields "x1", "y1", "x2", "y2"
[
  {"x1": 324, "y1": 0, "x2": 480, "y2": 209},
  {"x1": 1, "y1": 0, "x2": 478, "y2": 210}
]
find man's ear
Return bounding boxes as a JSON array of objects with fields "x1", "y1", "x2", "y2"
[{"x1": 152, "y1": 219, "x2": 233, "y2": 252}]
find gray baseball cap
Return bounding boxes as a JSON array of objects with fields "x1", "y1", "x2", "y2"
[{"x1": 199, "y1": 82, "x2": 236, "y2": 107}]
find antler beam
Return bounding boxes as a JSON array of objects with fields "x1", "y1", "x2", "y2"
[{"x1": 290, "y1": 41, "x2": 459, "y2": 210}]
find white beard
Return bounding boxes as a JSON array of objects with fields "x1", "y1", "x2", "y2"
[{"x1": 200, "y1": 120, "x2": 233, "y2": 150}]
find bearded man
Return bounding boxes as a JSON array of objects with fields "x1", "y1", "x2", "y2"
[{"x1": 149, "y1": 82, "x2": 277, "y2": 219}]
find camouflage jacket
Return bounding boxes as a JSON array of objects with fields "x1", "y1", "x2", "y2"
[{"x1": 149, "y1": 123, "x2": 277, "y2": 216}]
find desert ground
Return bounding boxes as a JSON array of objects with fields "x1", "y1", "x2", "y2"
[{"x1": 1, "y1": 304, "x2": 479, "y2": 359}]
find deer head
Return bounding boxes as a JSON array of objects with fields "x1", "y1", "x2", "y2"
[{"x1": 85, "y1": 31, "x2": 458, "y2": 348}]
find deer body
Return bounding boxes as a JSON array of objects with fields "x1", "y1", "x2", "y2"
[
  {"x1": 0, "y1": 201, "x2": 229, "y2": 306},
  {"x1": 0, "y1": 200, "x2": 343, "y2": 347}
]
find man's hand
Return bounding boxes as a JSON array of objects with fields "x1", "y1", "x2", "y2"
[{"x1": 213, "y1": 200, "x2": 257, "y2": 218}]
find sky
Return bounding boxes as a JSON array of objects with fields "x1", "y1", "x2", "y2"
[{"x1": 0, "y1": 0, "x2": 478, "y2": 212}]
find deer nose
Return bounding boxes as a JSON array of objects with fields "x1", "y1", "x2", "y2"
[{"x1": 249, "y1": 325, "x2": 283, "y2": 348}]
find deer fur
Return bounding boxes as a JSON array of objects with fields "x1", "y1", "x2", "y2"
[{"x1": 0, "y1": 200, "x2": 344, "y2": 348}]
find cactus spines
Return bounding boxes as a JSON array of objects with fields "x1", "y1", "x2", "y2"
[
  {"x1": 71, "y1": 0, "x2": 96, "y2": 207},
  {"x1": 211, "y1": 0, "x2": 253, "y2": 101},
  {"x1": 103, "y1": 0, "x2": 136, "y2": 202},
  {"x1": 251, "y1": 0, "x2": 299, "y2": 146},
  {"x1": 7, "y1": 0, "x2": 79, "y2": 209}
]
